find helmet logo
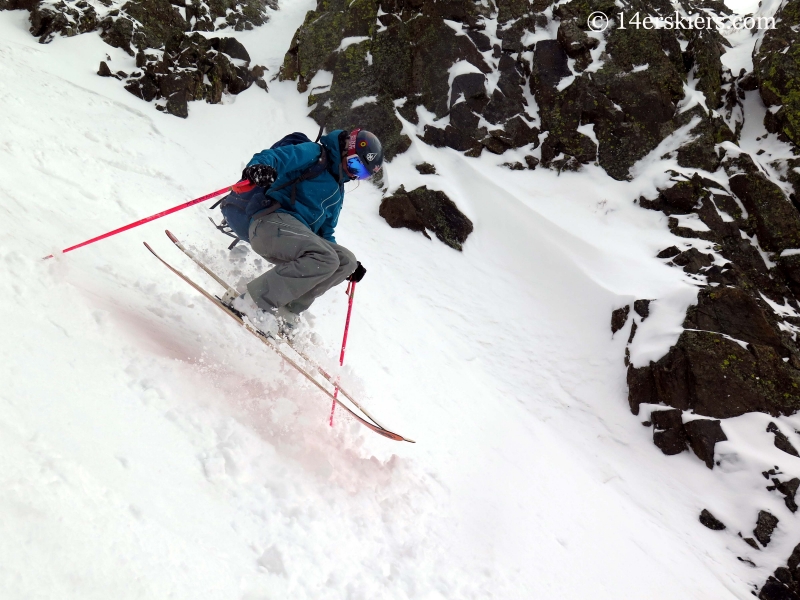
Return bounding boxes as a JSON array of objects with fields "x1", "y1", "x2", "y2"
[{"x1": 366, "y1": 152, "x2": 377, "y2": 162}]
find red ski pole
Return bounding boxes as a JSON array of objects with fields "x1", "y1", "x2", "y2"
[
  {"x1": 329, "y1": 280, "x2": 357, "y2": 427},
  {"x1": 43, "y1": 180, "x2": 254, "y2": 259}
]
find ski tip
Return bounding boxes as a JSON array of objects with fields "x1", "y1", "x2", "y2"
[
  {"x1": 42, "y1": 254, "x2": 54, "y2": 260},
  {"x1": 165, "y1": 230, "x2": 178, "y2": 243}
]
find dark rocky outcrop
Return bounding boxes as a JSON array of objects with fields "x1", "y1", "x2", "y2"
[
  {"x1": 768, "y1": 422, "x2": 800, "y2": 458},
  {"x1": 699, "y1": 509, "x2": 726, "y2": 531},
  {"x1": 4, "y1": 0, "x2": 272, "y2": 116},
  {"x1": 379, "y1": 185, "x2": 473, "y2": 251},
  {"x1": 611, "y1": 305, "x2": 630, "y2": 334},
  {"x1": 761, "y1": 543, "x2": 800, "y2": 600},
  {"x1": 634, "y1": 300, "x2": 651, "y2": 320},
  {"x1": 755, "y1": 1, "x2": 800, "y2": 147},
  {"x1": 684, "y1": 418, "x2": 727, "y2": 469},
  {"x1": 768, "y1": 476, "x2": 800, "y2": 513},
  {"x1": 754, "y1": 510, "x2": 779, "y2": 547},
  {"x1": 628, "y1": 165, "x2": 800, "y2": 424},
  {"x1": 279, "y1": 0, "x2": 547, "y2": 160},
  {"x1": 652, "y1": 409, "x2": 688, "y2": 455},
  {"x1": 628, "y1": 329, "x2": 800, "y2": 419},
  {"x1": 123, "y1": 34, "x2": 265, "y2": 117}
]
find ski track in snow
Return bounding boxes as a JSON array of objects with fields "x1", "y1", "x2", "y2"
[{"x1": 0, "y1": 2, "x2": 796, "y2": 598}]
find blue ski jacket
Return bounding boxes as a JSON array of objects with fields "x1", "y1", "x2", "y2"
[{"x1": 246, "y1": 130, "x2": 352, "y2": 244}]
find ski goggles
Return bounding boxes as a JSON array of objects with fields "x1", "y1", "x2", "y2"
[{"x1": 345, "y1": 154, "x2": 372, "y2": 180}]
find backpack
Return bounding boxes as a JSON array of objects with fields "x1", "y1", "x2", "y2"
[{"x1": 211, "y1": 127, "x2": 328, "y2": 247}]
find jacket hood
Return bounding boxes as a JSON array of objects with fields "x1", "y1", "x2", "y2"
[{"x1": 320, "y1": 129, "x2": 352, "y2": 183}]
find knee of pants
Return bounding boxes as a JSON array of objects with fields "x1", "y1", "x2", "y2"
[
  {"x1": 314, "y1": 246, "x2": 341, "y2": 275},
  {"x1": 338, "y1": 247, "x2": 357, "y2": 274}
]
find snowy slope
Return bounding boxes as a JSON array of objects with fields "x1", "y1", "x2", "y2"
[{"x1": 0, "y1": 2, "x2": 776, "y2": 598}]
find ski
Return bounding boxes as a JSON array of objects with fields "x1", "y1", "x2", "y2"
[
  {"x1": 143, "y1": 241, "x2": 414, "y2": 443},
  {"x1": 163, "y1": 229, "x2": 391, "y2": 432}
]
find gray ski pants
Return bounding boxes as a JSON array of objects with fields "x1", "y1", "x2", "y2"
[{"x1": 246, "y1": 212, "x2": 357, "y2": 314}]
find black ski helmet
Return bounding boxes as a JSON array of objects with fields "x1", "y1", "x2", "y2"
[{"x1": 346, "y1": 129, "x2": 384, "y2": 179}]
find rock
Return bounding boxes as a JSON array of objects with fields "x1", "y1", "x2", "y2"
[
  {"x1": 767, "y1": 423, "x2": 800, "y2": 457},
  {"x1": 611, "y1": 305, "x2": 630, "y2": 334},
  {"x1": 284, "y1": 0, "x2": 492, "y2": 159},
  {"x1": 675, "y1": 112, "x2": 733, "y2": 172},
  {"x1": 760, "y1": 578, "x2": 800, "y2": 600},
  {"x1": 754, "y1": 0, "x2": 800, "y2": 146},
  {"x1": 683, "y1": 28, "x2": 728, "y2": 111},
  {"x1": 771, "y1": 478, "x2": 800, "y2": 513},
  {"x1": 652, "y1": 409, "x2": 688, "y2": 455},
  {"x1": 379, "y1": 185, "x2": 473, "y2": 251},
  {"x1": 29, "y1": 0, "x2": 98, "y2": 43},
  {"x1": 744, "y1": 536, "x2": 760, "y2": 550},
  {"x1": 98, "y1": 61, "x2": 112, "y2": 77},
  {"x1": 450, "y1": 73, "x2": 487, "y2": 109},
  {"x1": 699, "y1": 509, "x2": 726, "y2": 531},
  {"x1": 124, "y1": 74, "x2": 159, "y2": 101},
  {"x1": 640, "y1": 178, "x2": 707, "y2": 215},
  {"x1": 0, "y1": 0, "x2": 38, "y2": 10},
  {"x1": 166, "y1": 90, "x2": 188, "y2": 118},
  {"x1": 218, "y1": 36, "x2": 250, "y2": 61},
  {"x1": 123, "y1": 0, "x2": 188, "y2": 51},
  {"x1": 759, "y1": 543, "x2": 800, "y2": 600},
  {"x1": 729, "y1": 171, "x2": 800, "y2": 253},
  {"x1": 504, "y1": 115, "x2": 540, "y2": 148},
  {"x1": 684, "y1": 418, "x2": 727, "y2": 469},
  {"x1": 684, "y1": 287, "x2": 784, "y2": 350},
  {"x1": 634, "y1": 299, "x2": 650, "y2": 320},
  {"x1": 113, "y1": 32, "x2": 255, "y2": 114},
  {"x1": 415, "y1": 162, "x2": 436, "y2": 175},
  {"x1": 422, "y1": 124, "x2": 482, "y2": 154},
  {"x1": 100, "y1": 16, "x2": 134, "y2": 55},
  {"x1": 556, "y1": 19, "x2": 598, "y2": 71},
  {"x1": 531, "y1": 40, "x2": 571, "y2": 88},
  {"x1": 778, "y1": 254, "x2": 800, "y2": 298},
  {"x1": 754, "y1": 510, "x2": 779, "y2": 547},
  {"x1": 671, "y1": 248, "x2": 713, "y2": 274},
  {"x1": 657, "y1": 246, "x2": 681, "y2": 259}
]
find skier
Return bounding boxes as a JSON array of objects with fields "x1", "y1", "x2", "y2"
[{"x1": 221, "y1": 128, "x2": 383, "y2": 334}]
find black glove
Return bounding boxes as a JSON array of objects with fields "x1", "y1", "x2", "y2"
[
  {"x1": 242, "y1": 164, "x2": 278, "y2": 189},
  {"x1": 347, "y1": 262, "x2": 366, "y2": 283}
]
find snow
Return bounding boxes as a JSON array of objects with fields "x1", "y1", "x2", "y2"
[
  {"x1": 337, "y1": 36, "x2": 369, "y2": 52},
  {"x1": 350, "y1": 95, "x2": 377, "y2": 109},
  {"x1": 673, "y1": 212, "x2": 712, "y2": 232},
  {"x1": 0, "y1": 1, "x2": 795, "y2": 598}
]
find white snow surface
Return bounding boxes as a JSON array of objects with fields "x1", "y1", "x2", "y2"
[{"x1": 0, "y1": 2, "x2": 796, "y2": 598}]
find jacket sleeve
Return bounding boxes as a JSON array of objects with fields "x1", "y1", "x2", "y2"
[
  {"x1": 246, "y1": 148, "x2": 280, "y2": 171},
  {"x1": 246, "y1": 143, "x2": 318, "y2": 176}
]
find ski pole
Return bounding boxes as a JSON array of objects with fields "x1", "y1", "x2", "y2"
[
  {"x1": 329, "y1": 280, "x2": 357, "y2": 427},
  {"x1": 43, "y1": 180, "x2": 255, "y2": 259}
]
